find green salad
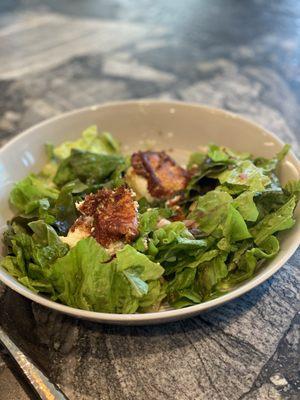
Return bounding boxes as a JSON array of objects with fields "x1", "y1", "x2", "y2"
[{"x1": 1, "y1": 126, "x2": 299, "y2": 313}]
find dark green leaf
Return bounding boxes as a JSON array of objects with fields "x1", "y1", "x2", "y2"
[
  {"x1": 51, "y1": 183, "x2": 78, "y2": 235},
  {"x1": 54, "y1": 149, "x2": 125, "y2": 187},
  {"x1": 197, "y1": 255, "x2": 228, "y2": 297}
]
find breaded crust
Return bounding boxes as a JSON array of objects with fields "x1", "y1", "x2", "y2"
[
  {"x1": 70, "y1": 215, "x2": 93, "y2": 234},
  {"x1": 77, "y1": 186, "x2": 138, "y2": 247},
  {"x1": 131, "y1": 151, "x2": 189, "y2": 199}
]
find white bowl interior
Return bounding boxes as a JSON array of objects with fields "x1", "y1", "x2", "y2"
[{"x1": 0, "y1": 101, "x2": 299, "y2": 324}]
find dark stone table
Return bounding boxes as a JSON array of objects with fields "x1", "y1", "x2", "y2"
[{"x1": 0, "y1": 1, "x2": 299, "y2": 399}]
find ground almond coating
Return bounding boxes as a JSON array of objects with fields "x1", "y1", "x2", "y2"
[{"x1": 77, "y1": 186, "x2": 139, "y2": 248}]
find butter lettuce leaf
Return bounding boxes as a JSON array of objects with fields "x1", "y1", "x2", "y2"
[
  {"x1": 150, "y1": 222, "x2": 207, "y2": 264},
  {"x1": 1, "y1": 256, "x2": 23, "y2": 279},
  {"x1": 136, "y1": 221, "x2": 207, "y2": 279},
  {"x1": 139, "y1": 280, "x2": 167, "y2": 311},
  {"x1": 187, "y1": 151, "x2": 206, "y2": 168},
  {"x1": 49, "y1": 239, "x2": 165, "y2": 313},
  {"x1": 188, "y1": 190, "x2": 251, "y2": 242},
  {"x1": 171, "y1": 290, "x2": 202, "y2": 308},
  {"x1": 250, "y1": 196, "x2": 296, "y2": 245},
  {"x1": 116, "y1": 245, "x2": 164, "y2": 282},
  {"x1": 254, "y1": 189, "x2": 289, "y2": 221},
  {"x1": 284, "y1": 180, "x2": 300, "y2": 201},
  {"x1": 215, "y1": 251, "x2": 256, "y2": 291},
  {"x1": 54, "y1": 149, "x2": 125, "y2": 187},
  {"x1": 217, "y1": 160, "x2": 271, "y2": 192},
  {"x1": 249, "y1": 235, "x2": 279, "y2": 259},
  {"x1": 2, "y1": 136, "x2": 299, "y2": 314},
  {"x1": 152, "y1": 221, "x2": 195, "y2": 244},
  {"x1": 1, "y1": 220, "x2": 68, "y2": 294},
  {"x1": 138, "y1": 209, "x2": 160, "y2": 235},
  {"x1": 188, "y1": 190, "x2": 232, "y2": 235},
  {"x1": 168, "y1": 268, "x2": 196, "y2": 293},
  {"x1": 254, "y1": 144, "x2": 290, "y2": 173},
  {"x1": 223, "y1": 205, "x2": 251, "y2": 242},
  {"x1": 53, "y1": 125, "x2": 120, "y2": 159},
  {"x1": 28, "y1": 220, "x2": 69, "y2": 267},
  {"x1": 207, "y1": 144, "x2": 229, "y2": 162},
  {"x1": 10, "y1": 174, "x2": 59, "y2": 214},
  {"x1": 216, "y1": 235, "x2": 279, "y2": 293},
  {"x1": 18, "y1": 276, "x2": 54, "y2": 293},
  {"x1": 233, "y1": 191, "x2": 259, "y2": 222},
  {"x1": 167, "y1": 268, "x2": 202, "y2": 308},
  {"x1": 50, "y1": 237, "x2": 114, "y2": 311},
  {"x1": 197, "y1": 255, "x2": 228, "y2": 297}
]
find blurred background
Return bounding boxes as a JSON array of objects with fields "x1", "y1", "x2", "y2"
[
  {"x1": 0, "y1": 1, "x2": 299, "y2": 400},
  {"x1": 1, "y1": 0, "x2": 300, "y2": 150}
]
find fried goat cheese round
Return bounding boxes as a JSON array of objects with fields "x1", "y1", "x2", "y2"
[
  {"x1": 60, "y1": 186, "x2": 139, "y2": 253},
  {"x1": 126, "y1": 151, "x2": 189, "y2": 202}
]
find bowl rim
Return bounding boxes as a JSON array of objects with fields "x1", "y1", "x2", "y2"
[{"x1": 0, "y1": 99, "x2": 299, "y2": 324}]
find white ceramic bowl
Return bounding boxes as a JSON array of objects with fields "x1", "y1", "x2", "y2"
[{"x1": 0, "y1": 100, "x2": 299, "y2": 325}]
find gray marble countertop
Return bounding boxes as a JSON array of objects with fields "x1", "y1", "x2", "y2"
[{"x1": 0, "y1": 1, "x2": 299, "y2": 399}]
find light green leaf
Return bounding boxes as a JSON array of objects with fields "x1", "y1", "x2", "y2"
[
  {"x1": 223, "y1": 205, "x2": 251, "y2": 242},
  {"x1": 216, "y1": 251, "x2": 257, "y2": 291},
  {"x1": 152, "y1": 221, "x2": 194, "y2": 244},
  {"x1": 139, "y1": 280, "x2": 166, "y2": 310},
  {"x1": 50, "y1": 238, "x2": 116, "y2": 311},
  {"x1": 138, "y1": 209, "x2": 160, "y2": 235},
  {"x1": 250, "y1": 196, "x2": 296, "y2": 245},
  {"x1": 0, "y1": 256, "x2": 23, "y2": 279},
  {"x1": 18, "y1": 276, "x2": 54, "y2": 294},
  {"x1": 195, "y1": 249, "x2": 219, "y2": 265},
  {"x1": 171, "y1": 289, "x2": 202, "y2": 309},
  {"x1": 197, "y1": 255, "x2": 228, "y2": 296},
  {"x1": 167, "y1": 268, "x2": 197, "y2": 293},
  {"x1": 188, "y1": 190, "x2": 232, "y2": 235},
  {"x1": 187, "y1": 151, "x2": 206, "y2": 168},
  {"x1": 50, "y1": 239, "x2": 164, "y2": 313},
  {"x1": 254, "y1": 144, "x2": 290, "y2": 172},
  {"x1": 53, "y1": 125, "x2": 120, "y2": 159},
  {"x1": 284, "y1": 180, "x2": 300, "y2": 201},
  {"x1": 10, "y1": 174, "x2": 59, "y2": 214},
  {"x1": 233, "y1": 191, "x2": 259, "y2": 222},
  {"x1": 249, "y1": 236, "x2": 279, "y2": 259},
  {"x1": 116, "y1": 245, "x2": 164, "y2": 281},
  {"x1": 208, "y1": 144, "x2": 229, "y2": 162},
  {"x1": 28, "y1": 220, "x2": 69, "y2": 267},
  {"x1": 217, "y1": 160, "x2": 271, "y2": 192},
  {"x1": 122, "y1": 269, "x2": 149, "y2": 297}
]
